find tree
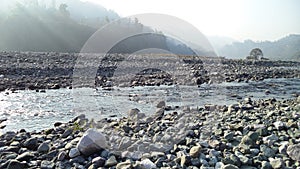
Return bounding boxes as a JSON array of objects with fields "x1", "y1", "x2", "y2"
[
  {"x1": 59, "y1": 3, "x2": 70, "y2": 18},
  {"x1": 249, "y1": 48, "x2": 263, "y2": 60}
]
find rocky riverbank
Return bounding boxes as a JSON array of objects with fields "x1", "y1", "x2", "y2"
[
  {"x1": 0, "y1": 96, "x2": 299, "y2": 169},
  {"x1": 0, "y1": 51, "x2": 300, "y2": 91}
]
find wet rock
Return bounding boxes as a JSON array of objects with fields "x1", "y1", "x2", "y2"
[
  {"x1": 260, "y1": 145, "x2": 275, "y2": 158},
  {"x1": 76, "y1": 128, "x2": 107, "y2": 156}
]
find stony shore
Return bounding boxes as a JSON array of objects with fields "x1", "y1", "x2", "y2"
[
  {"x1": 1, "y1": 51, "x2": 300, "y2": 91},
  {"x1": 0, "y1": 96, "x2": 299, "y2": 169}
]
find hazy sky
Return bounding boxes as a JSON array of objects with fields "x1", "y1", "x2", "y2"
[{"x1": 84, "y1": 0, "x2": 300, "y2": 41}]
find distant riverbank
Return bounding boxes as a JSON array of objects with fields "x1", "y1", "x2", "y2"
[{"x1": 0, "y1": 51, "x2": 300, "y2": 91}]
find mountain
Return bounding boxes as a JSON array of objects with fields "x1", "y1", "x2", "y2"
[
  {"x1": 208, "y1": 36, "x2": 237, "y2": 54},
  {"x1": 216, "y1": 34, "x2": 300, "y2": 61}
]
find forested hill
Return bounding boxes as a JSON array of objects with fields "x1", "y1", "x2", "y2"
[
  {"x1": 217, "y1": 34, "x2": 300, "y2": 61},
  {"x1": 0, "y1": 0, "x2": 118, "y2": 52}
]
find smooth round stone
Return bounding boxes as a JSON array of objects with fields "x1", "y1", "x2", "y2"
[
  {"x1": 69, "y1": 148, "x2": 80, "y2": 158},
  {"x1": 37, "y1": 143, "x2": 50, "y2": 153}
]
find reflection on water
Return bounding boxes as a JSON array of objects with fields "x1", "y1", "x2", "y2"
[{"x1": 0, "y1": 78, "x2": 299, "y2": 132}]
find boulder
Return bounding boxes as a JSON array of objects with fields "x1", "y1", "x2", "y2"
[{"x1": 76, "y1": 129, "x2": 108, "y2": 156}]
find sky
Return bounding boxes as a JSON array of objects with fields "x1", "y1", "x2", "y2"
[{"x1": 83, "y1": 0, "x2": 300, "y2": 41}]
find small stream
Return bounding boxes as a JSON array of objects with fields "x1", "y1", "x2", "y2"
[{"x1": 0, "y1": 78, "x2": 299, "y2": 132}]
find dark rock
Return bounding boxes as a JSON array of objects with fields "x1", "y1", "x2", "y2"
[
  {"x1": 23, "y1": 137, "x2": 38, "y2": 150},
  {"x1": 61, "y1": 128, "x2": 73, "y2": 138},
  {"x1": 6, "y1": 160, "x2": 26, "y2": 169},
  {"x1": 92, "y1": 156, "x2": 106, "y2": 167},
  {"x1": 37, "y1": 143, "x2": 50, "y2": 153}
]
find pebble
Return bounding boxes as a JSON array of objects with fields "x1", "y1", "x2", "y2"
[
  {"x1": 0, "y1": 96, "x2": 299, "y2": 168},
  {"x1": 189, "y1": 145, "x2": 201, "y2": 158},
  {"x1": 69, "y1": 148, "x2": 80, "y2": 158}
]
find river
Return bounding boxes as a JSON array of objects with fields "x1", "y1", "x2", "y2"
[{"x1": 0, "y1": 78, "x2": 299, "y2": 132}]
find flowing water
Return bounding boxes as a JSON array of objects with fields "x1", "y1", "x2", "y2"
[{"x1": 0, "y1": 78, "x2": 299, "y2": 132}]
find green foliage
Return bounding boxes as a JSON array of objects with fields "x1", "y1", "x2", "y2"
[{"x1": 73, "y1": 121, "x2": 84, "y2": 132}]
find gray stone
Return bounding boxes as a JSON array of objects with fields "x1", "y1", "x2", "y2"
[
  {"x1": 157, "y1": 100, "x2": 166, "y2": 108},
  {"x1": 70, "y1": 156, "x2": 85, "y2": 164},
  {"x1": 215, "y1": 162, "x2": 224, "y2": 169},
  {"x1": 155, "y1": 108, "x2": 165, "y2": 118},
  {"x1": 221, "y1": 164, "x2": 239, "y2": 169},
  {"x1": 241, "y1": 135, "x2": 254, "y2": 146},
  {"x1": 127, "y1": 108, "x2": 140, "y2": 118},
  {"x1": 260, "y1": 145, "x2": 275, "y2": 158},
  {"x1": 57, "y1": 151, "x2": 66, "y2": 161},
  {"x1": 224, "y1": 132, "x2": 234, "y2": 141},
  {"x1": 69, "y1": 148, "x2": 80, "y2": 158},
  {"x1": 287, "y1": 143, "x2": 300, "y2": 161},
  {"x1": 140, "y1": 158, "x2": 157, "y2": 169},
  {"x1": 105, "y1": 155, "x2": 118, "y2": 167},
  {"x1": 76, "y1": 128, "x2": 107, "y2": 156},
  {"x1": 37, "y1": 143, "x2": 50, "y2": 153},
  {"x1": 41, "y1": 160, "x2": 55, "y2": 169},
  {"x1": 61, "y1": 128, "x2": 73, "y2": 138},
  {"x1": 261, "y1": 161, "x2": 272, "y2": 169},
  {"x1": 247, "y1": 131, "x2": 259, "y2": 142},
  {"x1": 23, "y1": 137, "x2": 38, "y2": 150},
  {"x1": 263, "y1": 134, "x2": 278, "y2": 145}
]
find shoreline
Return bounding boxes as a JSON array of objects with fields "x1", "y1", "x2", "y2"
[
  {"x1": 1, "y1": 51, "x2": 300, "y2": 91},
  {"x1": 0, "y1": 96, "x2": 299, "y2": 168}
]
